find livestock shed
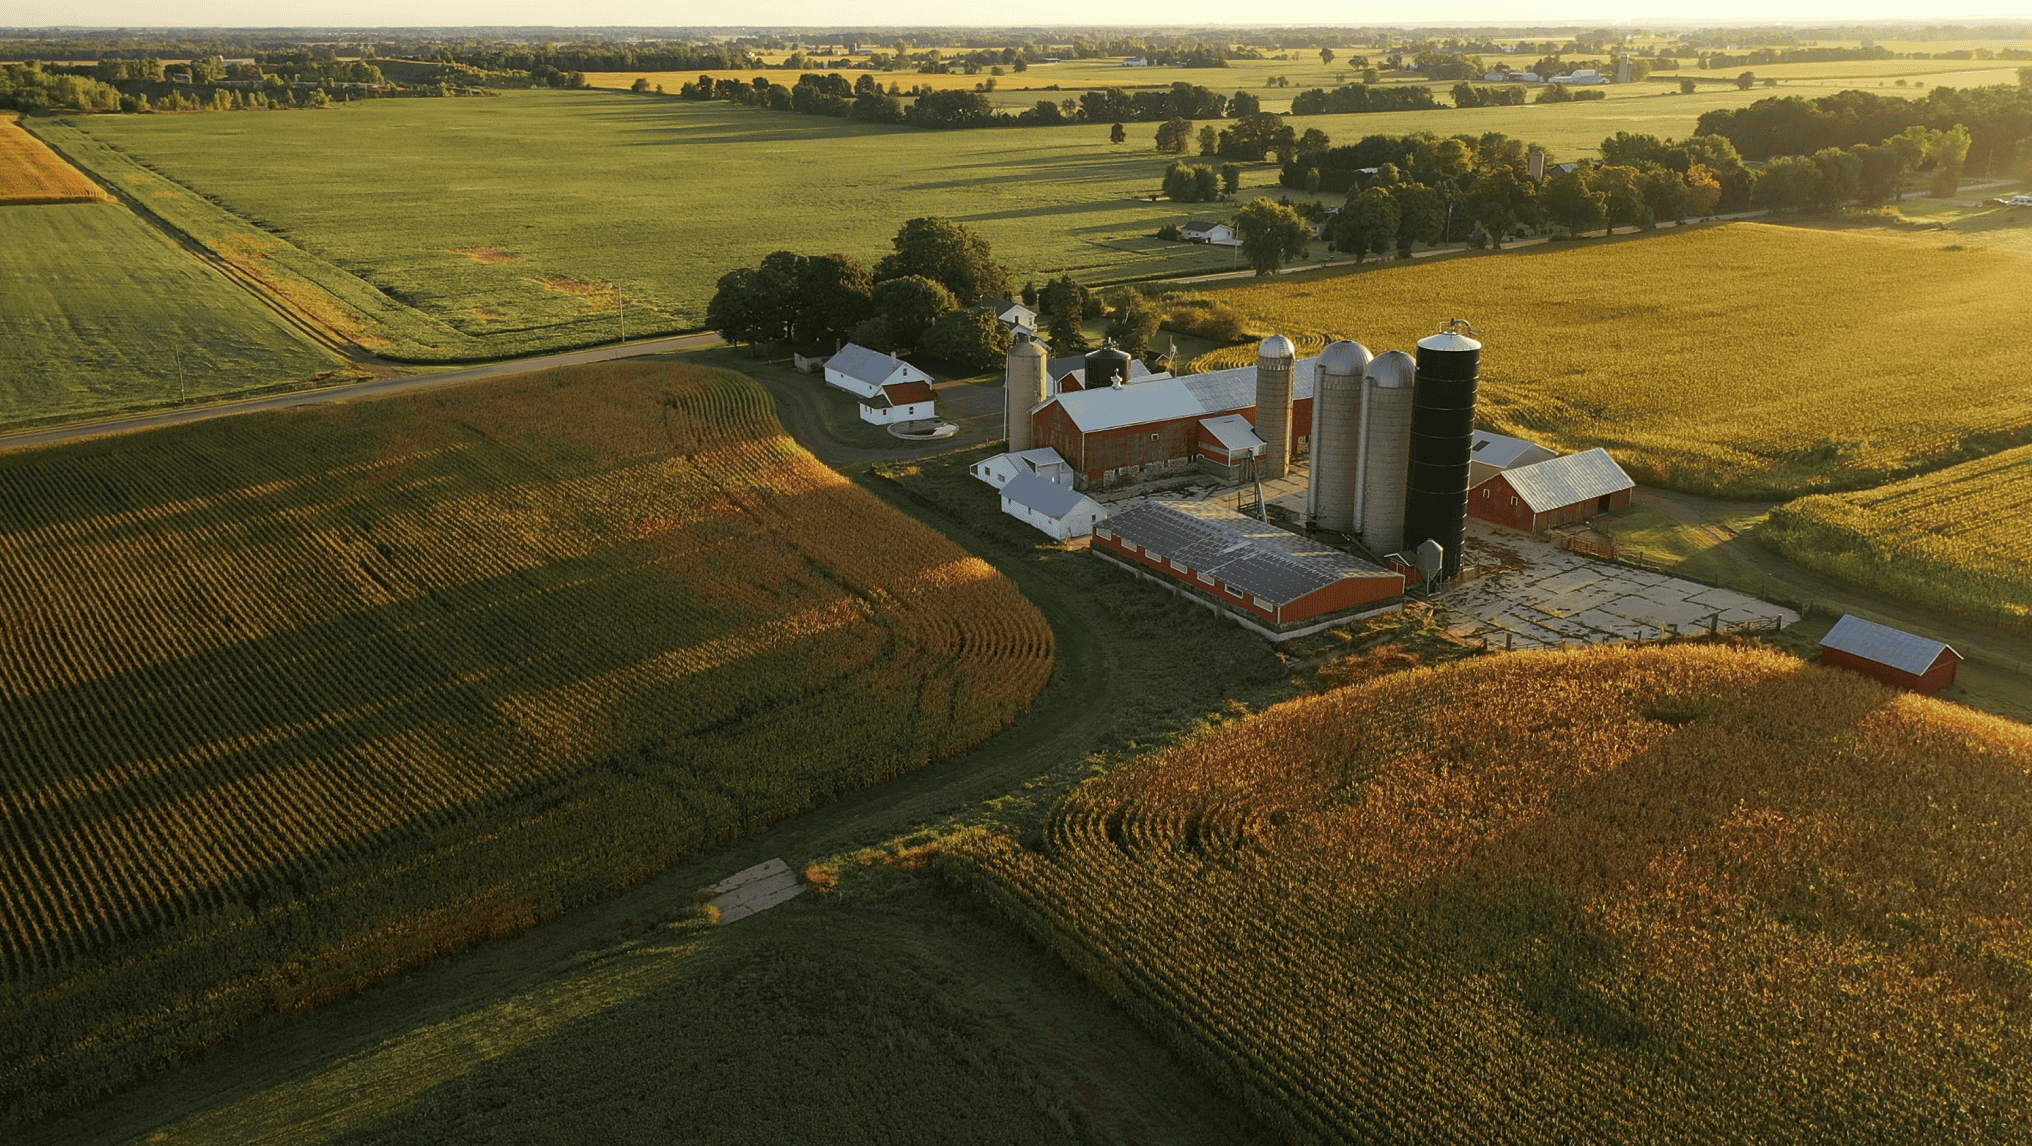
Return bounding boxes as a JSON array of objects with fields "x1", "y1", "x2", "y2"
[
  {"x1": 823, "y1": 343, "x2": 931, "y2": 400},
  {"x1": 1033, "y1": 355, "x2": 1322, "y2": 488},
  {"x1": 971, "y1": 446, "x2": 1074, "y2": 490},
  {"x1": 858, "y1": 380, "x2": 937, "y2": 425},
  {"x1": 1468, "y1": 430, "x2": 1559, "y2": 490},
  {"x1": 1000, "y1": 473, "x2": 1107, "y2": 540},
  {"x1": 1818, "y1": 615, "x2": 1962, "y2": 695},
  {"x1": 1094, "y1": 500, "x2": 1404, "y2": 639},
  {"x1": 1469, "y1": 448, "x2": 1633, "y2": 533}
]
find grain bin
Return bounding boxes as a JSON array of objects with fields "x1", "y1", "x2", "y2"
[
  {"x1": 1355, "y1": 349, "x2": 1415, "y2": 554},
  {"x1": 1255, "y1": 334, "x2": 1297, "y2": 480},
  {"x1": 1307, "y1": 340, "x2": 1372, "y2": 532},
  {"x1": 1005, "y1": 333, "x2": 1048, "y2": 453},
  {"x1": 1403, "y1": 322, "x2": 1481, "y2": 581},
  {"x1": 1083, "y1": 341, "x2": 1134, "y2": 389}
]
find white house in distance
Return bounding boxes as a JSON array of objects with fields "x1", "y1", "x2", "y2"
[
  {"x1": 972, "y1": 446, "x2": 1074, "y2": 490},
  {"x1": 978, "y1": 298, "x2": 1038, "y2": 335},
  {"x1": 823, "y1": 343, "x2": 932, "y2": 400},
  {"x1": 1000, "y1": 472, "x2": 1107, "y2": 540},
  {"x1": 857, "y1": 380, "x2": 937, "y2": 425},
  {"x1": 1549, "y1": 68, "x2": 1608, "y2": 84},
  {"x1": 1122, "y1": 57, "x2": 1150, "y2": 67},
  {"x1": 1180, "y1": 221, "x2": 1240, "y2": 246}
]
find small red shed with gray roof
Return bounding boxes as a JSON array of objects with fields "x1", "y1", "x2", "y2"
[
  {"x1": 1469, "y1": 447, "x2": 1634, "y2": 533},
  {"x1": 1818, "y1": 615, "x2": 1961, "y2": 695}
]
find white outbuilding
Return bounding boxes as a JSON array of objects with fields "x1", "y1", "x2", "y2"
[
  {"x1": 972, "y1": 446, "x2": 1074, "y2": 490},
  {"x1": 824, "y1": 343, "x2": 932, "y2": 400},
  {"x1": 858, "y1": 380, "x2": 938, "y2": 425},
  {"x1": 1000, "y1": 472, "x2": 1107, "y2": 540}
]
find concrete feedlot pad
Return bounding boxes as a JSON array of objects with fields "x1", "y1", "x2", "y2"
[{"x1": 1444, "y1": 523, "x2": 1797, "y2": 648}]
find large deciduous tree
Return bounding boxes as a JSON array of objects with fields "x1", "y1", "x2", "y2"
[
  {"x1": 1333, "y1": 186, "x2": 1399, "y2": 262},
  {"x1": 874, "y1": 217, "x2": 1010, "y2": 306},
  {"x1": 870, "y1": 275, "x2": 957, "y2": 354},
  {"x1": 921, "y1": 307, "x2": 1012, "y2": 372},
  {"x1": 1234, "y1": 198, "x2": 1311, "y2": 274},
  {"x1": 1461, "y1": 168, "x2": 1541, "y2": 248}
]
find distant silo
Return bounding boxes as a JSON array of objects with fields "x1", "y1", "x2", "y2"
[
  {"x1": 1307, "y1": 340, "x2": 1373, "y2": 532},
  {"x1": 1403, "y1": 323, "x2": 1482, "y2": 580},
  {"x1": 1005, "y1": 334, "x2": 1048, "y2": 453},
  {"x1": 1083, "y1": 341, "x2": 1134, "y2": 389},
  {"x1": 1255, "y1": 334, "x2": 1297, "y2": 480},
  {"x1": 1355, "y1": 350, "x2": 1415, "y2": 554}
]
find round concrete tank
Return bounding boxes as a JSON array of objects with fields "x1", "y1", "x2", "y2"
[
  {"x1": 1005, "y1": 334, "x2": 1048, "y2": 454},
  {"x1": 1356, "y1": 350, "x2": 1415, "y2": 554},
  {"x1": 1083, "y1": 342, "x2": 1133, "y2": 389},
  {"x1": 1255, "y1": 334, "x2": 1297, "y2": 480},
  {"x1": 1404, "y1": 328, "x2": 1482, "y2": 580},
  {"x1": 1308, "y1": 340, "x2": 1372, "y2": 532}
]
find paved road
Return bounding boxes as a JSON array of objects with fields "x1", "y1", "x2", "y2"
[{"x1": 0, "y1": 332, "x2": 724, "y2": 454}]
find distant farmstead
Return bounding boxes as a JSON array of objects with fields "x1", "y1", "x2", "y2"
[
  {"x1": 1179, "y1": 221, "x2": 1239, "y2": 246},
  {"x1": 1818, "y1": 615, "x2": 1962, "y2": 695}
]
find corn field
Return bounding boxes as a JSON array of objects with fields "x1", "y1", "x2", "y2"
[
  {"x1": 0, "y1": 362, "x2": 1052, "y2": 1125},
  {"x1": 1762, "y1": 442, "x2": 2032, "y2": 630},
  {"x1": 950, "y1": 644, "x2": 2032, "y2": 1144},
  {"x1": 0, "y1": 113, "x2": 108, "y2": 205},
  {"x1": 1201, "y1": 223, "x2": 2032, "y2": 499}
]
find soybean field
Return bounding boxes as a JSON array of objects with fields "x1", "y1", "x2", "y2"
[
  {"x1": 0, "y1": 360, "x2": 1053, "y2": 1126},
  {"x1": 953, "y1": 643, "x2": 2032, "y2": 1145}
]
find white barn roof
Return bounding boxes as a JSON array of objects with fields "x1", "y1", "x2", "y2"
[
  {"x1": 1050, "y1": 377, "x2": 1206, "y2": 433},
  {"x1": 1002, "y1": 472, "x2": 1098, "y2": 519},
  {"x1": 1199, "y1": 415, "x2": 1265, "y2": 453},
  {"x1": 1104, "y1": 500, "x2": 1393, "y2": 607},
  {"x1": 1470, "y1": 430, "x2": 1557, "y2": 470},
  {"x1": 1820, "y1": 615, "x2": 1958, "y2": 676},
  {"x1": 827, "y1": 343, "x2": 916, "y2": 386},
  {"x1": 1501, "y1": 448, "x2": 1634, "y2": 513}
]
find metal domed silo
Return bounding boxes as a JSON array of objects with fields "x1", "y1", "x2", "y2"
[
  {"x1": 1083, "y1": 341, "x2": 1133, "y2": 389},
  {"x1": 1403, "y1": 322, "x2": 1482, "y2": 580},
  {"x1": 1307, "y1": 340, "x2": 1372, "y2": 533},
  {"x1": 1355, "y1": 349, "x2": 1415, "y2": 554},
  {"x1": 1005, "y1": 333, "x2": 1048, "y2": 453},
  {"x1": 1255, "y1": 333, "x2": 1297, "y2": 480}
]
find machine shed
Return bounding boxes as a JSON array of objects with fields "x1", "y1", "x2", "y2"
[
  {"x1": 1471, "y1": 448, "x2": 1634, "y2": 533},
  {"x1": 1819, "y1": 615, "x2": 1962, "y2": 695}
]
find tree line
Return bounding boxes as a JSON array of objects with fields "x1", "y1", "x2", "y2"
[{"x1": 1696, "y1": 86, "x2": 2032, "y2": 177}]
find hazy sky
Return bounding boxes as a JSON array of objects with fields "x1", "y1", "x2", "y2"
[{"x1": 12, "y1": 0, "x2": 2032, "y2": 29}]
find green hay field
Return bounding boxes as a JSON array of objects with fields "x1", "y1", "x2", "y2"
[{"x1": 0, "y1": 203, "x2": 342, "y2": 426}]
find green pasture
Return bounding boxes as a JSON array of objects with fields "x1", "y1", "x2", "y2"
[{"x1": 0, "y1": 203, "x2": 342, "y2": 426}]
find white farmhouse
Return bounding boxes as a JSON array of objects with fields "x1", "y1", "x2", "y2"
[
  {"x1": 823, "y1": 343, "x2": 932, "y2": 400},
  {"x1": 1180, "y1": 221, "x2": 1240, "y2": 246},
  {"x1": 978, "y1": 298, "x2": 1039, "y2": 332},
  {"x1": 858, "y1": 380, "x2": 938, "y2": 425},
  {"x1": 972, "y1": 446, "x2": 1074, "y2": 490},
  {"x1": 1000, "y1": 472, "x2": 1107, "y2": 540}
]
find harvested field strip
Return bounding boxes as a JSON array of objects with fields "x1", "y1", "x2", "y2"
[
  {"x1": 0, "y1": 361, "x2": 1053, "y2": 1127},
  {"x1": 953, "y1": 644, "x2": 2032, "y2": 1144},
  {"x1": 1205, "y1": 223, "x2": 2032, "y2": 499},
  {"x1": 0, "y1": 112, "x2": 108, "y2": 205}
]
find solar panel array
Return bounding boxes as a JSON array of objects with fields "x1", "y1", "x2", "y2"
[{"x1": 1102, "y1": 499, "x2": 1393, "y2": 607}]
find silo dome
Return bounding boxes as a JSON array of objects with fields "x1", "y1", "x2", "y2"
[
  {"x1": 1258, "y1": 333, "x2": 1297, "y2": 359},
  {"x1": 1008, "y1": 333, "x2": 1045, "y2": 358},
  {"x1": 1416, "y1": 330, "x2": 1482, "y2": 353},
  {"x1": 1364, "y1": 349, "x2": 1415, "y2": 387},
  {"x1": 1318, "y1": 340, "x2": 1372, "y2": 375}
]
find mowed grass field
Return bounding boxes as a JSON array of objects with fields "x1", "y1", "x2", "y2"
[
  {"x1": 0, "y1": 361, "x2": 1052, "y2": 1127},
  {"x1": 0, "y1": 204, "x2": 343, "y2": 425},
  {"x1": 1762, "y1": 442, "x2": 2032, "y2": 630},
  {"x1": 0, "y1": 111, "x2": 106, "y2": 204},
  {"x1": 954, "y1": 643, "x2": 2032, "y2": 1144},
  {"x1": 1198, "y1": 222, "x2": 2032, "y2": 498},
  {"x1": 26, "y1": 84, "x2": 1917, "y2": 366}
]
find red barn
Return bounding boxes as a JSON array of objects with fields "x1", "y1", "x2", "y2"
[
  {"x1": 1092, "y1": 500, "x2": 1403, "y2": 638},
  {"x1": 1470, "y1": 447, "x2": 1634, "y2": 533},
  {"x1": 1032, "y1": 358, "x2": 1319, "y2": 488},
  {"x1": 1818, "y1": 614, "x2": 1962, "y2": 695}
]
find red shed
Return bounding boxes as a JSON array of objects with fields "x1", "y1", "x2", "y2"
[
  {"x1": 1470, "y1": 447, "x2": 1634, "y2": 533},
  {"x1": 1818, "y1": 614, "x2": 1961, "y2": 695}
]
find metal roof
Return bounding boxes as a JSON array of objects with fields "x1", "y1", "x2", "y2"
[
  {"x1": 1012, "y1": 445, "x2": 1070, "y2": 469},
  {"x1": 1050, "y1": 355, "x2": 1153, "y2": 385},
  {"x1": 1049, "y1": 377, "x2": 1206, "y2": 433},
  {"x1": 1469, "y1": 430, "x2": 1558, "y2": 470},
  {"x1": 827, "y1": 343, "x2": 916, "y2": 386},
  {"x1": 1820, "y1": 614, "x2": 1958, "y2": 676},
  {"x1": 1178, "y1": 355, "x2": 1321, "y2": 414},
  {"x1": 1199, "y1": 415, "x2": 1265, "y2": 453},
  {"x1": 1102, "y1": 500, "x2": 1395, "y2": 607},
  {"x1": 1500, "y1": 448, "x2": 1633, "y2": 513},
  {"x1": 876, "y1": 381, "x2": 936, "y2": 407},
  {"x1": 1002, "y1": 472, "x2": 1100, "y2": 519}
]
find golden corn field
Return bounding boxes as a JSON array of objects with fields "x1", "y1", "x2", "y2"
[
  {"x1": 0, "y1": 362, "x2": 1052, "y2": 1124},
  {"x1": 1204, "y1": 223, "x2": 2032, "y2": 498},
  {"x1": 0, "y1": 112, "x2": 109, "y2": 205},
  {"x1": 1761, "y1": 442, "x2": 2032, "y2": 630},
  {"x1": 951, "y1": 644, "x2": 2032, "y2": 1144}
]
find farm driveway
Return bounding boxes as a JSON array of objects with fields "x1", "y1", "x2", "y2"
[{"x1": 1440, "y1": 523, "x2": 1797, "y2": 648}]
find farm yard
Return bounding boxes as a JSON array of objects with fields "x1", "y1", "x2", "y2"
[
  {"x1": 954, "y1": 643, "x2": 2032, "y2": 1145},
  {"x1": 0, "y1": 360, "x2": 1053, "y2": 1126},
  {"x1": 1199, "y1": 223, "x2": 2032, "y2": 499}
]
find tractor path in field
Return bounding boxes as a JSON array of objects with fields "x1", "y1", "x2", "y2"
[
  {"x1": 0, "y1": 332, "x2": 725, "y2": 454},
  {"x1": 1635, "y1": 486, "x2": 2032, "y2": 680}
]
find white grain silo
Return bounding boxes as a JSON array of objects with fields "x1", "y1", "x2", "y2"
[
  {"x1": 1004, "y1": 333, "x2": 1048, "y2": 454},
  {"x1": 1306, "y1": 340, "x2": 1373, "y2": 533},
  {"x1": 1255, "y1": 334, "x2": 1297, "y2": 480},
  {"x1": 1355, "y1": 349, "x2": 1415, "y2": 554}
]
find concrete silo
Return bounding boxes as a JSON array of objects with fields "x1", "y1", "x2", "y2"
[
  {"x1": 1355, "y1": 350, "x2": 1415, "y2": 554},
  {"x1": 1004, "y1": 334, "x2": 1048, "y2": 453},
  {"x1": 1306, "y1": 340, "x2": 1373, "y2": 533},
  {"x1": 1255, "y1": 334, "x2": 1297, "y2": 480},
  {"x1": 1403, "y1": 323, "x2": 1482, "y2": 581}
]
